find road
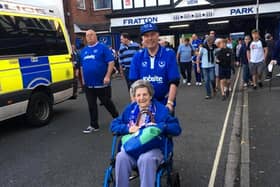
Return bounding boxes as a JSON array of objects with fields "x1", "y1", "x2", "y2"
[
  {"x1": 0, "y1": 73, "x2": 240, "y2": 187},
  {"x1": 248, "y1": 77, "x2": 280, "y2": 187}
]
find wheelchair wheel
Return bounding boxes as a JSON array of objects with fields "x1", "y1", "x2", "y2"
[
  {"x1": 169, "y1": 171, "x2": 180, "y2": 187},
  {"x1": 103, "y1": 167, "x2": 115, "y2": 187}
]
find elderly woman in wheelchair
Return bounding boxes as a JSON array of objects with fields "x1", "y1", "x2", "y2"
[{"x1": 110, "y1": 80, "x2": 181, "y2": 187}]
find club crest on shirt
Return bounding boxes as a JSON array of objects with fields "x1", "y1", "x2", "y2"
[
  {"x1": 142, "y1": 61, "x2": 148, "y2": 67},
  {"x1": 158, "y1": 61, "x2": 166, "y2": 68},
  {"x1": 93, "y1": 49, "x2": 98, "y2": 53}
]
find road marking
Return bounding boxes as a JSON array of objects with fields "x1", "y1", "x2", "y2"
[{"x1": 208, "y1": 67, "x2": 241, "y2": 187}]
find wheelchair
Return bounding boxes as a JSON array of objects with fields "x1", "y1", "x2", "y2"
[{"x1": 103, "y1": 133, "x2": 180, "y2": 187}]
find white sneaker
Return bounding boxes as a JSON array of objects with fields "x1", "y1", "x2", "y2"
[
  {"x1": 182, "y1": 79, "x2": 187, "y2": 84},
  {"x1": 83, "y1": 126, "x2": 99, "y2": 134},
  {"x1": 243, "y1": 83, "x2": 248, "y2": 87},
  {"x1": 187, "y1": 82, "x2": 191, "y2": 86},
  {"x1": 196, "y1": 82, "x2": 199, "y2": 86},
  {"x1": 268, "y1": 63, "x2": 273, "y2": 72},
  {"x1": 198, "y1": 82, "x2": 202, "y2": 86},
  {"x1": 276, "y1": 73, "x2": 280, "y2": 77}
]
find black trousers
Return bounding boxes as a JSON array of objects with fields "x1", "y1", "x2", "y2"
[
  {"x1": 85, "y1": 86, "x2": 119, "y2": 128},
  {"x1": 179, "y1": 62, "x2": 192, "y2": 82},
  {"x1": 123, "y1": 67, "x2": 132, "y2": 90}
]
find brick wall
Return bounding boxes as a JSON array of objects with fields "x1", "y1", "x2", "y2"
[
  {"x1": 70, "y1": 0, "x2": 111, "y2": 25},
  {"x1": 65, "y1": 0, "x2": 112, "y2": 43}
]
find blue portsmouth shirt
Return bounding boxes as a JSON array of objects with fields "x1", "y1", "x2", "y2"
[
  {"x1": 80, "y1": 42, "x2": 114, "y2": 88},
  {"x1": 129, "y1": 45, "x2": 180, "y2": 102},
  {"x1": 192, "y1": 39, "x2": 202, "y2": 50}
]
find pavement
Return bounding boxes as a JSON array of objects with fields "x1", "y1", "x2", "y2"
[
  {"x1": 0, "y1": 72, "x2": 241, "y2": 187},
  {"x1": 246, "y1": 74, "x2": 280, "y2": 187}
]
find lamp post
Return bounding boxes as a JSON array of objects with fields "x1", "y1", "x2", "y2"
[{"x1": 256, "y1": 0, "x2": 259, "y2": 30}]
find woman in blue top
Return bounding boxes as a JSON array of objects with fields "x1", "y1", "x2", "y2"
[{"x1": 111, "y1": 80, "x2": 181, "y2": 187}]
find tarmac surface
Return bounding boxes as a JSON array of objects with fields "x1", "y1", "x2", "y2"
[
  {"x1": 249, "y1": 77, "x2": 280, "y2": 187},
  {"x1": 0, "y1": 73, "x2": 240, "y2": 187}
]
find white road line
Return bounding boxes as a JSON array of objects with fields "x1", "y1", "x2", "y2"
[{"x1": 208, "y1": 67, "x2": 241, "y2": 187}]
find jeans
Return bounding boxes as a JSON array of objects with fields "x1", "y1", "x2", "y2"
[
  {"x1": 202, "y1": 67, "x2": 215, "y2": 96},
  {"x1": 242, "y1": 63, "x2": 250, "y2": 83},
  {"x1": 179, "y1": 62, "x2": 192, "y2": 82},
  {"x1": 85, "y1": 86, "x2": 119, "y2": 128},
  {"x1": 193, "y1": 63, "x2": 202, "y2": 82}
]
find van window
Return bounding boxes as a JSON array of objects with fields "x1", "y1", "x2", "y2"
[{"x1": 0, "y1": 15, "x2": 68, "y2": 56}]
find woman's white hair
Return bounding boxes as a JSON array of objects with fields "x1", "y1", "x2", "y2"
[{"x1": 130, "y1": 80, "x2": 154, "y2": 98}]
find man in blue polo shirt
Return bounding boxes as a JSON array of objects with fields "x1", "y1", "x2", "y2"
[
  {"x1": 129, "y1": 23, "x2": 180, "y2": 113},
  {"x1": 80, "y1": 29, "x2": 119, "y2": 133},
  {"x1": 177, "y1": 38, "x2": 193, "y2": 85}
]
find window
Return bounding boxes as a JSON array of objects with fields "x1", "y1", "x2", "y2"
[
  {"x1": 0, "y1": 15, "x2": 68, "y2": 56},
  {"x1": 77, "y1": 0, "x2": 86, "y2": 10},
  {"x1": 123, "y1": 0, "x2": 133, "y2": 9},
  {"x1": 145, "y1": 0, "x2": 156, "y2": 7},
  {"x1": 93, "y1": 0, "x2": 111, "y2": 10},
  {"x1": 158, "y1": 0, "x2": 170, "y2": 6},
  {"x1": 134, "y1": 0, "x2": 144, "y2": 8},
  {"x1": 187, "y1": 0, "x2": 198, "y2": 4},
  {"x1": 112, "y1": 0, "x2": 122, "y2": 10}
]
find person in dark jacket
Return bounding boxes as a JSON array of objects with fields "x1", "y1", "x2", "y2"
[
  {"x1": 111, "y1": 80, "x2": 181, "y2": 187},
  {"x1": 270, "y1": 39, "x2": 280, "y2": 76},
  {"x1": 265, "y1": 33, "x2": 275, "y2": 79},
  {"x1": 215, "y1": 39, "x2": 233, "y2": 100},
  {"x1": 239, "y1": 35, "x2": 252, "y2": 87}
]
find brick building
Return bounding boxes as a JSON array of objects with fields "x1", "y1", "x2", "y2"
[{"x1": 63, "y1": 0, "x2": 112, "y2": 48}]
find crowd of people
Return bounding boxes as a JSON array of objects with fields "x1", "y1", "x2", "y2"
[
  {"x1": 71, "y1": 25, "x2": 280, "y2": 130},
  {"x1": 70, "y1": 22, "x2": 280, "y2": 187}
]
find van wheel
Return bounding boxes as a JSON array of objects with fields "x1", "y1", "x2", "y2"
[{"x1": 26, "y1": 92, "x2": 53, "y2": 127}]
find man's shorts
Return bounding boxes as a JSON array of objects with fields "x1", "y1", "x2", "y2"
[
  {"x1": 249, "y1": 62, "x2": 265, "y2": 75},
  {"x1": 219, "y1": 66, "x2": 231, "y2": 79}
]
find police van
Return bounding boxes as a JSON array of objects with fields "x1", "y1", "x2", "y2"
[{"x1": 0, "y1": 1, "x2": 76, "y2": 126}]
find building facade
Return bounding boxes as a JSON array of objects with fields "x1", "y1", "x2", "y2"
[
  {"x1": 64, "y1": 0, "x2": 112, "y2": 48},
  {"x1": 109, "y1": 0, "x2": 280, "y2": 48}
]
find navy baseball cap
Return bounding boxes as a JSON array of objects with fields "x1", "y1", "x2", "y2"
[{"x1": 140, "y1": 22, "x2": 159, "y2": 35}]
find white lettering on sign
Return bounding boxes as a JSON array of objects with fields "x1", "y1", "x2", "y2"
[
  {"x1": 110, "y1": 2, "x2": 280, "y2": 27},
  {"x1": 123, "y1": 17, "x2": 158, "y2": 25},
  {"x1": 230, "y1": 7, "x2": 254, "y2": 15}
]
